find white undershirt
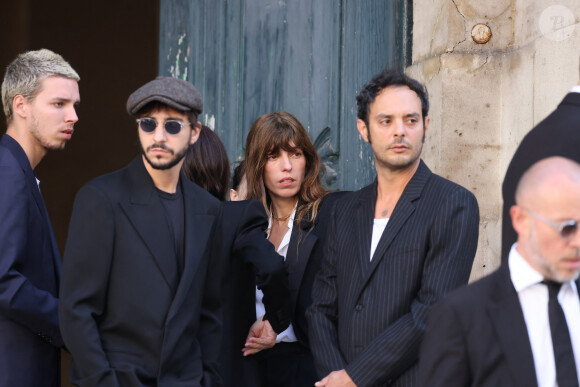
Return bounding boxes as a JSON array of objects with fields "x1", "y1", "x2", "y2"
[
  {"x1": 509, "y1": 243, "x2": 580, "y2": 387},
  {"x1": 255, "y1": 206, "x2": 297, "y2": 343},
  {"x1": 370, "y1": 218, "x2": 389, "y2": 260}
]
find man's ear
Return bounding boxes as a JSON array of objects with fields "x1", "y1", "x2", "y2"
[
  {"x1": 510, "y1": 205, "x2": 528, "y2": 236},
  {"x1": 12, "y1": 95, "x2": 28, "y2": 119},
  {"x1": 190, "y1": 121, "x2": 202, "y2": 145},
  {"x1": 357, "y1": 119, "x2": 369, "y2": 143}
]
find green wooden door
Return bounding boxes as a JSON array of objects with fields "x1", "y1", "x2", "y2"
[{"x1": 159, "y1": 0, "x2": 410, "y2": 190}]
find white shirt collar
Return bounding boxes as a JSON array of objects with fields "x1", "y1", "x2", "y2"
[
  {"x1": 509, "y1": 243, "x2": 544, "y2": 292},
  {"x1": 509, "y1": 242, "x2": 578, "y2": 294},
  {"x1": 570, "y1": 85, "x2": 580, "y2": 94}
]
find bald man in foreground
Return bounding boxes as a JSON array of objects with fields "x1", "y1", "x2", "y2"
[{"x1": 418, "y1": 156, "x2": 580, "y2": 387}]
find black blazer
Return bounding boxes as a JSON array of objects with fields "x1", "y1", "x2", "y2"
[
  {"x1": 417, "y1": 264, "x2": 545, "y2": 387},
  {"x1": 218, "y1": 200, "x2": 291, "y2": 387},
  {"x1": 502, "y1": 92, "x2": 580, "y2": 260},
  {"x1": 287, "y1": 191, "x2": 347, "y2": 347},
  {"x1": 224, "y1": 192, "x2": 346, "y2": 387},
  {"x1": 0, "y1": 134, "x2": 63, "y2": 387},
  {"x1": 308, "y1": 161, "x2": 480, "y2": 387},
  {"x1": 60, "y1": 156, "x2": 226, "y2": 387}
]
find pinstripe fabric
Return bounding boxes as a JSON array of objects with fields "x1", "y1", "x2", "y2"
[{"x1": 307, "y1": 160, "x2": 479, "y2": 387}]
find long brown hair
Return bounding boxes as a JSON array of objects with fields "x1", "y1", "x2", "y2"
[
  {"x1": 182, "y1": 125, "x2": 230, "y2": 201},
  {"x1": 244, "y1": 111, "x2": 327, "y2": 225}
]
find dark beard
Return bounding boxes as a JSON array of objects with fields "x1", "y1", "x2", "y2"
[{"x1": 141, "y1": 142, "x2": 188, "y2": 170}]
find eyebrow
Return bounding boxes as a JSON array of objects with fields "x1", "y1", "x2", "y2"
[
  {"x1": 51, "y1": 97, "x2": 81, "y2": 105},
  {"x1": 375, "y1": 112, "x2": 421, "y2": 120}
]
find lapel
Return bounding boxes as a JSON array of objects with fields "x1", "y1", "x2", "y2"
[
  {"x1": 1, "y1": 135, "x2": 61, "y2": 281},
  {"x1": 488, "y1": 264, "x2": 538, "y2": 387},
  {"x1": 119, "y1": 157, "x2": 179, "y2": 294},
  {"x1": 166, "y1": 175, "x2": 216, "y2": 321},
  {"x1": 286, "y1": 219, "x2": 317, "y2": 309},
  {"x1": 356, "y1": 161, "x2": 431, "y2": 293},
  {"x1": 355, "y1": 183, "x2": 376, "y2": 280}
]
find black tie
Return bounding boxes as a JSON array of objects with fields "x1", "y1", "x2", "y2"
[{"x1": 543, "y1": 280, "x2": 579, "y2": 387}]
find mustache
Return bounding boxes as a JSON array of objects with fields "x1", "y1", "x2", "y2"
[
  {"x1": 147, "y1": 143, "x2": 173, "y2": 154},
  {"x1": 389, "y1": 137, "x2": 411, "y2": 147}
]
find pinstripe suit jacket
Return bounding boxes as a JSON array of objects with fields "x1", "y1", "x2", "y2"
[{"x1": 307, "y1": 160, "x2": 479, "y2": 387}]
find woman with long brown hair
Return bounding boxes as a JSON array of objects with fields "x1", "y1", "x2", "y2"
[
  {"x1": 242, "y1": 111, "x2": 346, "y2": 386},
  {"x1": 181, "y1": 125, "x2": 292, "y2": 387}
]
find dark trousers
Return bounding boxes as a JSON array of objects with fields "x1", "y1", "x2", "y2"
[{"x1": 256, "y1": 342, "x2": 318, "y2": 387}]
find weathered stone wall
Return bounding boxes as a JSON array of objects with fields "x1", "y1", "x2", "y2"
[{"x1": 409, "y1": 0, "x2": 580, "y2": 280}]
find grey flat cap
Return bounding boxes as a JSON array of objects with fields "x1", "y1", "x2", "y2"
[{"x1": 126, "y1": 76, "x2": 203, "y2": 116}]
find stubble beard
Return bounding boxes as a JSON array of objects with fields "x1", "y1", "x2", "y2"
[
  {"x1": 368, "y1": 127, "x2": 425, "y2": 172},
  {"x1": 526, "y1": 224, "x2": 580, "y2": 283},
  {"x1": 141, "y1": 142, "x2": 189, "y2": 171},
  {"x1": 29, "y1": 111, "x2": 67, "y2": 151},
  {"x1": 374, "y1": 137, "x2": 424, "y2": 172}
]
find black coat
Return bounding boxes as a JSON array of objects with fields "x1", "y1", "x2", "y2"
[
  {"x1": 418, "y1": 264, "x2": 545, "y2": 387},
  {"x1": 502, "y1": 92, "x2": 580, "y2": 260},
  {"x1": 218, "y1": 200, "x2": 291, "y2": 387},
  {"x1": 0, "y1": 134, "x2": 63, "y2": 387},
  {"x1": 61, "y1": 156, "x2": 227, "y2": 386}
]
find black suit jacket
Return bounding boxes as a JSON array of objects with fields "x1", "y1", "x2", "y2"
[
  {"x1": 417, "y1": 264, "x2": 544, "y2": 387},
  {"x1": 218, "y1": 200, "x2": 291, "y2": 387},
  {"x1": 287, "y1": 191, "x2": 347, "y2": 348},
  {"x1": 502, "y1": 92, "x2": 580, "y2": 260},
  {"x1": 308, "y1": 161, "x2": 479, "y2": 387},
  {"x1": 0, "y1": 134, "x2": 63, "y2": 387},
  {"x1": 60, "y1": 156, "x2": 226, "y2": 387},
  {"x1": 247, "y1": 192, "x2": 346, "y2": 380}
]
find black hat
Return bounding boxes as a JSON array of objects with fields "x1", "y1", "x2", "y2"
[{"x1": 126, "y1": 76, "x2": 203, "y2": 116}]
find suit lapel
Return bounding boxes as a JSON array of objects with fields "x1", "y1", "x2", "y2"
[
  {"x1": 32, "y1": 178, "x2": 62, "y2": 281},
  {"x1": 489, "y1": 265, "x2": 538, "y2": 387},
  {"x1": 1, "y1": 135, "x2": 61, "y2": 283},
  {"x1": 355, "y1": 184, "x2": 376, "y2": 279},
  {"x1": 119, "y1": 157, "x2": 179, "y2": 294},
  {"x1": 167, "y1": 177, "x2": 216, "y2": 320},
  {"x1": 286, "y1": 223, "x2": 317, "y2": 311},
  {"x1": 357, "y1": 162, "x2": 430, "y2": 292}
]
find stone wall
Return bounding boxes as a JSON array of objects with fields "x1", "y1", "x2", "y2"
[{"x1": 408, "y1": 0, "x2": 580, "y2": 280}]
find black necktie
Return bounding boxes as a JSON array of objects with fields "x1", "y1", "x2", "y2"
[{"x1": 543, "y1": 280, "x2": 579, "y2": 387}]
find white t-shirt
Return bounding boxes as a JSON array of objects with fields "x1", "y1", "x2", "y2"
[{"x1": 370, "y1": 218, "x2": 389, "y2": 260}]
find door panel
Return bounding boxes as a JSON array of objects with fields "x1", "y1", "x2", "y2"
[{"x1": 159, "y1": 0, "x2": 409, "y2": 190}]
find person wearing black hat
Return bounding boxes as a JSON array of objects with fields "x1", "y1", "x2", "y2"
[{"x1": 58, "y1": 76, "x2": 288, "y2": 386}]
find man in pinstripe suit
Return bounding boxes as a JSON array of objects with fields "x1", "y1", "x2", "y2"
[{"x1": 307, "y1": 69, "x2": 479, "y2": 387}]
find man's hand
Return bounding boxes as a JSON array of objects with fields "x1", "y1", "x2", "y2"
[
  {"x1": 315, "y1": 370, "x2": 356, "y2": 387},
  {"x1": 242, "y1": 316, "x2": 277, "y2": 356}
]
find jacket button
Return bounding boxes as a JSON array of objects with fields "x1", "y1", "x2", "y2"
[{"x1": 355, "y1": 304, "x2": 363, "y2": 311}]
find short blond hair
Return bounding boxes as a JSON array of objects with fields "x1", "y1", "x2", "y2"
[{"x1": 2, "y1": 49, "x2": 80, "y2": 124}]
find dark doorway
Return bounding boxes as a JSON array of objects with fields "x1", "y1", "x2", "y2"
[{"x1": 0, "y1": 2, "x2": 159, "y2": 386}]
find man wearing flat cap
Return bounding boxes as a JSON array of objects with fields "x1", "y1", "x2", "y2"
[{"x1": 59, "y1": 76, "x2": 231, "y2": 386}]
